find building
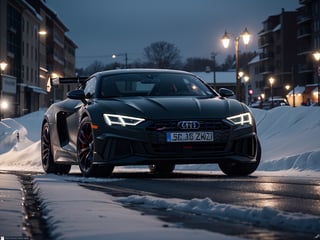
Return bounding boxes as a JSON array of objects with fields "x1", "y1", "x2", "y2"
[
  {"x1": 249, "y1": 1, "x2": 320, "y2": 106},
  {"x1": 248, "y1": 55, "x2": 263, "y2": 102},
  {"x1": 295, "y1": 0, "x2": 320, "y2": 105},
  {"x1": 0, "y1": 0, "x2": 77, "y2": 118},
  {"x1": 257, "y1": 8, "x2": 299, "y2": 101}
]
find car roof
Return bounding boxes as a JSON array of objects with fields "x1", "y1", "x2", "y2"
[{"x1": 90, "y1": 68, "x2": 194, "y2": 78}]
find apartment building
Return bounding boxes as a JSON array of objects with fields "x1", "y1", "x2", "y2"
[
  {"x1": 295, "y1": 0, "x2": 320, "y2": 105},
  {"x1": 257, "y1": 9, "x2": 299, "y2": 100},
  {"x1": 250, "y1": 0, "x2": 320, "y2": 106},
  {"x1": 0, "y1": 0, "x2": 77, "y2": 117}
]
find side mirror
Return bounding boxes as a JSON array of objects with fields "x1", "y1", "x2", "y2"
[
  {"x1": 67, "y1": 89, "x2": 87, "y2": 104},
  {"x1": 219, "y1": 88, "x2": 234, "y2": 98}
]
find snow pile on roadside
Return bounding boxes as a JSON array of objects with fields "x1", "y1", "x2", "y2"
[
  {"x1": 117, "y1": 194, "x2": 320, "y2": 234},
  {"x1": 252, "y1": 107, "x2": 320, "y2": 172},
  {"x1": 0, "y1": 119, "x2": 27, "y2": 154}
]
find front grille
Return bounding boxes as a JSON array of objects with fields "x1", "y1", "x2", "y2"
[
  {"x1": 147, "y1": 120, "x2": 230, "y2": 131},
  {"x1": 146, "y1": 119, "x2": 230, "y2": 153}
]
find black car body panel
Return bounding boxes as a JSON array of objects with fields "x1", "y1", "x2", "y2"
[{"x1": 41, "y1": 69, "x2": 260, "y2": 177}]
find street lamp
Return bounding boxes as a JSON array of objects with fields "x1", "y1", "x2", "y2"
[
  {"x1": 211, "y1": 52, "x2": 218, "y2": 90},
  {"x1": 221, "y1": 28, "x2": 250, "y2": 101},
  {"x1": 0, "y1": 61, "x2": 8, "y2": 120},
  {"x1": 269, "y1": 77, "x2": 275, "y2": 108},
  {"x1": 38, "y1": 30, "x2": 47, "y2": 36},
  {"x1": 0, "y1": 62, "x2": 7, "y2": 72},
  {"x1": 243, "y1": 75, "x2": 250, "y2": 104},
  {"x1": 112, "y1": 53, "x2": 128, "y2": 68},
  {"x1": 312, "y1": 51, "x2": 320, "y2": 106}
]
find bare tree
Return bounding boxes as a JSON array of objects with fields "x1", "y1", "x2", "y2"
[
  {"x1": 144, "y1": 41, "x2": 181, "y2": 69},
  {"x1": 84, "y1": 60, "x2": 106, "y2": 75}
]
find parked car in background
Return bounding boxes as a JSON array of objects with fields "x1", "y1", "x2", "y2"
[
  {"x1": 251, "y1": 97, "x2": 289, "y2": 110},
  {"x1": 268, "y1": 97, "x2": 289, "y2": 108},
  {"x1": 41, "y1": 69, "x2": 261, "y2": 177}
]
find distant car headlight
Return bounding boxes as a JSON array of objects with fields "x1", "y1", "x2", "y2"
[
  {"x1": 227, "y1": 112, "x2": 253, "y2": 125},
  {"x1": 103, "y1": 114, "x2": 145, "y2": 126}
]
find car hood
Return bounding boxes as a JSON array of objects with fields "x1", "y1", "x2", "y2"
[{"x1": 96, "y1": 96, "x2": 246, "y2": 120}]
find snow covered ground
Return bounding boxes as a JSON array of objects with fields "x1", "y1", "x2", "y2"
[{"x1": 0, "y1": 106, "x2": 320, "y2": 239}]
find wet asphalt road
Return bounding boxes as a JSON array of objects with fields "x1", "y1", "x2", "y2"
[{"x1": 80, "y1": 171, "x2": 320, "y2": 239}]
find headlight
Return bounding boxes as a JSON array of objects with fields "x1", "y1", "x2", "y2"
[
  {"x1": 227, "y1": 112, "x2": 253, "y2": 125},
  {"x1": 103, "y1": 114, "x2": 145, "y2": 126}
]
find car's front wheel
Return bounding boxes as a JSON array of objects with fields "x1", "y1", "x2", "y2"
[
  {"x1": 77, "y1": 117, "x2": 114, "y2": 177},
  {"x1": 219, "y1": 139, "x2": 261, "y2": 176},
  {"x1": 41, "y1": 122, "x2": 71, "y2": 175}
]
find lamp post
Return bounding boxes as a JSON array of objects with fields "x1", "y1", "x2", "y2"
[
  {"x1": 112, "y1": 53, "x2": 128, "y2": 68},
  {"x1": 269, "y1": 77, "x2": 275, "y2": 108},
  {"x1": 211, "y1": 52, "x2": 218, "y2": 90},
  {"x1": 312, "y1": 51, "x2": 320, "y2": 106},
  {"x1": 0, "y1": 61, "x2": 8, "y2": 120},
  {"x1": 221, "y1": 28, "x2": 250, "y2": 101},
  {"x1": 243, "y1": 75, "x2": 250, "y2": 104}
]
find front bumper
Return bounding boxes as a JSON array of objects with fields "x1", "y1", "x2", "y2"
[{"x1": 92, "y1": 119, "x2": 259, "y2": 166}]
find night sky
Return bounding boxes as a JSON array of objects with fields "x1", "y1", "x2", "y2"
[{"x1": 46, "y1": 0, "x2": 300, "y2": 68}]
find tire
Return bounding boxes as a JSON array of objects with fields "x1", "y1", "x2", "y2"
[
  {"x1": 57, "y1": 165, "x2": 72, "y2": 175},
  {"x1": 219, "y1": 139, "x2": 262, "y2": 176},
  {"x1": 41, "y1": 122, "x2": 71, "y2": 175},
  {"x1": 77, "y1": 117, "x2": 114, "y2": 177},
  {"x1": 149, "y1": 163, "x2": 175, "y2": 175}
]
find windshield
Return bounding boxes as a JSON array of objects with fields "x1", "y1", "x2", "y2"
[{"x1": 99, "y1": 72, "x2": 216, "y2": 98}]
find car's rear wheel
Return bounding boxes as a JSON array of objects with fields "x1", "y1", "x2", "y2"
[
  {"x1": 149, "y1": 163, "x2": 175, "y2": 175},
  {"x1": 219, "y1": 139, "x2": 261, "y2": 176},
  {"x1": 41, "y1": 122, "x2": 71, "y2": 175},
  {"x1": 77, "y1": 117, "x2": 114, "y2": 177}
]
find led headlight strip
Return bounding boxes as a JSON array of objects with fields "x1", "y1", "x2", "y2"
[
  {"x1": 227, "y1": 112, "x2": 253, "y2": 125},
  {"x1": 103, "y1": 114, "x2": 145, "y2": 126}
]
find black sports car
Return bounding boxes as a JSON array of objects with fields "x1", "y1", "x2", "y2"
[{"x1": 41, "y1": 69, "x2": 261, "y2": 177}]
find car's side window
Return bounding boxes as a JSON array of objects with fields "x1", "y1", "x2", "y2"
[{"x1": 84, "y1": 77, "x2": 97, "y2": 98}]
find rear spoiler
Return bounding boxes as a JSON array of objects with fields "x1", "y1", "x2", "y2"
[{"x1": 50, "y1": 76, "x2": 88, "y2": 86}]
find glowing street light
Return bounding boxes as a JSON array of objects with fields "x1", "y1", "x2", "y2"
[
  {"x1": 269, "y1": 77, "x2": 275, "y2": 108},
  {"x1": 38, "y1": 30, "x2": 47, "y2": 36},
  {"x1": 0, "y1": 61, "x2": 8, "y2": 120},
  {"x1": 221, "y1": 28, "x2": 250, "y2": 101},
  {"x1": 112, "y1": 53, "x2": 128, "y2": 68},
  {"x1": 0, "y1": 62, "x2": 8, "y2": 72}
]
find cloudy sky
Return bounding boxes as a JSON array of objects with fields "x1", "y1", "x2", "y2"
[{"x1": 46, "y1": 0, "x2": 300, "y2": 68}]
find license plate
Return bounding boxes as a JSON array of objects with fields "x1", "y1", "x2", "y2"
[{"x1": 166, "y1": 131, "x2": 214, "y2": 142}]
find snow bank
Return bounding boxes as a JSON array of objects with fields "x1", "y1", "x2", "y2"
[
  {"x1": 251, "y1": 107, "x2": 320, "y2": 172},
  {"x1": 0, "y1": 106, "x2": 319, "y2": 175},
  {"x1": 116, "y1": 195, "x2": 320, "y2": 234}
]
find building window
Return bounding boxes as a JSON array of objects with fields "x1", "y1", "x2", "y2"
[
  {"x1": 26, "y1": 43, "x2": 29, "y2": 57},
  {"x1": 22, "y1": 41, "x2": 24, "y2": 56},
  {"x1": 31, "y1": 69, "x2": 34, "y2": 84},
  {"x1": 22, "y1": 18, "x2": 25, "y2": 32},
  {"x1": 26, "y1": 67, "x2": 29, "y2": 82},
  {"x1": 22, "y1": 65, "x2": 24, "y2": 79},
  {"x1": 26, "y1": 21, "x2": 29, "y2": 35}
]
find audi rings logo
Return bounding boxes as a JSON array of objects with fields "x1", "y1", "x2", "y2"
[{"x1": 177, "y1": 121, "x2": 200, "y2": 130}]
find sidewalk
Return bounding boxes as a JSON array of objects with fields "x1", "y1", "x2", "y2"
[{"x1": 0, "y1": 173, "x2": 27, "y2": 239}]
